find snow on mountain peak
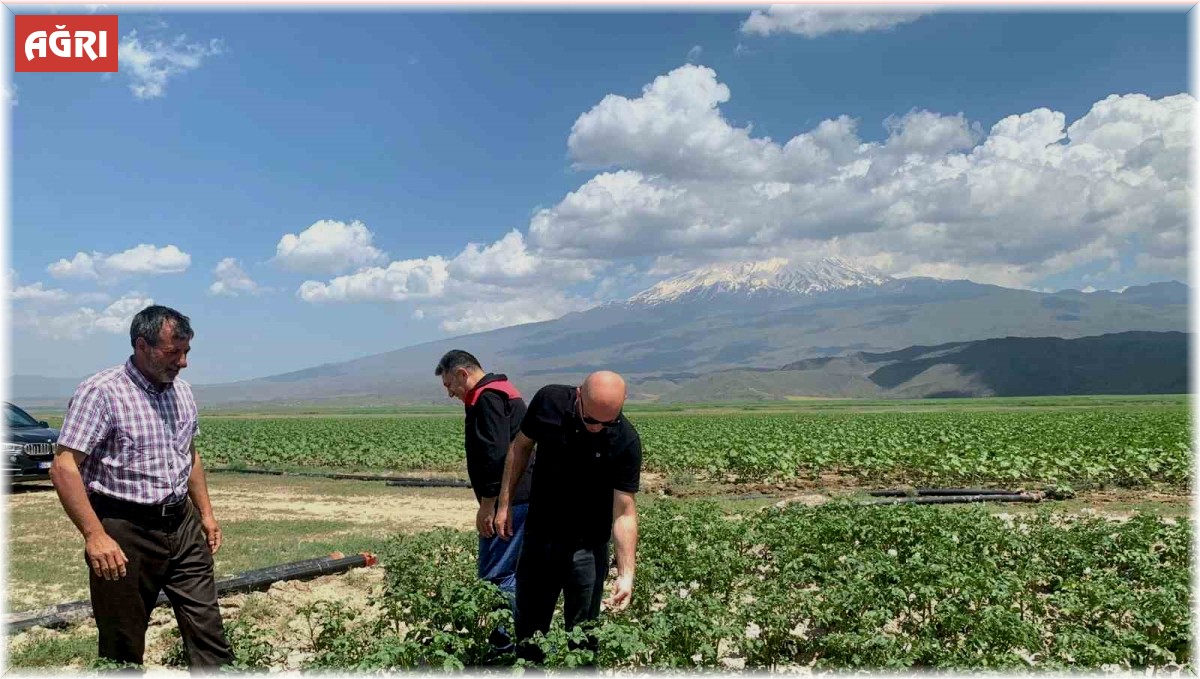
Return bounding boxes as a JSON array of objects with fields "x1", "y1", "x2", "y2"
[{"x1": 628, "y1": 257, "x2": 892, "y2": 305}]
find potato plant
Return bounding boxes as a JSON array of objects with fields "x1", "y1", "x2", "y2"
[{"x1": 299, "y1": 501, "x2": 1190, "y2": 671}]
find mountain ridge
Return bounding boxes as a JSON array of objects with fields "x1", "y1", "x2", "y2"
[{"x1": 8, "y1": 258, "x2": 1189, "y2": 407}]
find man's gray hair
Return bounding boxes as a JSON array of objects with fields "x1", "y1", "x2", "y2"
[{"x1": 130, "y1": 305, "x2": 194, "y2": 349}]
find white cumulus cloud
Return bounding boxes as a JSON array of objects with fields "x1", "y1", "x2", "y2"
[
  {"x1": 103, "y1": 244, "x2": 191, "y2": 276},
  {"x1": 209, "y1": 258, "x2": 262, "y2": 297},
  {"x1": 7, "y1": 273, "x2": 112, "y2": 306},
  {"x1": 11, "y1": 282, "x2": 71, "y2": 303},
  {"x1": 47, "y1": 252, "x2": 99, "y2": 279},
  {"x1": 439, "y1": 291, "x2": 592, "y2": 335},
  {"x1": 275, "y1": 220, "x2": 388, "y2": 275},
  {"x1": 118, "y1": 30, "x2": 223, "y2": 100},
  {"x1": 741, "y1": 5, "x2": 930, "y2": 37},
  {"x1": 294, "y1": 67, "x2": 1189, "y2": 331},
  {"x1": 48, "y1": 244, "x2": 191, "y2": 281},
  {"x1": 297, "y1": 256, "x2": 449, "y2": 303},
  {"x1": 295, "y1": 229, "x2": 600, "y2": 334},
  {"x1": 532, "y1": 65, "x2": 1191, "y2": 289},
  {"x1": 448, "y1": 230, "x2": 596, "y2": 287},
  {"x1": 432, "y1": 283, "x2": 594, "y2": 335},
  {"x1": 16, "y1": 293, "x2": 152, "y2": 341}
]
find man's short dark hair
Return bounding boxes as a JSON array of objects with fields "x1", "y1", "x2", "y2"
[
  {"x1": 435, "y1": 350, "x2": 482, "y2": 376},
  {"x1": 130, "y1": 305, "x2": 194, "y2": 349}
]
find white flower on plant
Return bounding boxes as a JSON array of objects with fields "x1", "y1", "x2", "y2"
[
  {"x1": 745, "y1": 622, "x2": 762, "y2": 639},
  {"x1": 887, "y1": 548, "x2": 899, "y2": 557}
]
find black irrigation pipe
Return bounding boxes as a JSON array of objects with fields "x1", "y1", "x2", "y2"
[
  {"x1": 386, "y1": 478, "x2": 476, "y2": 488},
  {"x1": 868, "y1": 488, "x2": 1021, "y2": 497},
  {"x1": 728, "y1": 491, "x2": 1044, "y2": 505},
  {"x1": 861, "y1": 493, "x2": 1040, "y2": 506},
  {"x1": 7, "y1": 553, "x2": 378, "y2": 634},
  {"x1": 210, "y1": 466, "x2": 471, "y2": 488}
]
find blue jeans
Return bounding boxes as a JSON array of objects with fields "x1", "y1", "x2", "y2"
[
  {"x1": 478, "y1": 502, "x2": 528, "y2": 597},
  {"x1": 479, "y1": 502, "x2": 527, "y2": 653}
]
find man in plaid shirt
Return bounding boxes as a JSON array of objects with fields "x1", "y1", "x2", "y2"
[{"x1": 50, "y1": 305, "x2": 233, "y2": 668}]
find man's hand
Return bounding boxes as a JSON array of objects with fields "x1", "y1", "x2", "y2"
[
  {"x1": 604, "y1": 572, "x2": 634, "y2": 611},
  {"x1": 494, "y1": 502, "x2": 514, "y2": 541},
  {"x1": 85, "y1": 530, "x2": 128, "y2": 581},
  {"x1": 476, "y1": 498, "x2": 497, "y2": 538},
  {"x1": 200, "y1": 513, "x2": 222, "y2": 555}
]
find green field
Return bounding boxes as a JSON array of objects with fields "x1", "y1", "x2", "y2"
[
  {"x1": 162, "y1": 396, "x2": 1192, "y2": 489},
  {"x1": 13, "y1": 395, "x2": 1194, "y2": 671}
]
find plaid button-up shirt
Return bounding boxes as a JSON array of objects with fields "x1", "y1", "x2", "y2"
[{"x1": 58, "y1": 358, "x2": 198, "y2": 505}]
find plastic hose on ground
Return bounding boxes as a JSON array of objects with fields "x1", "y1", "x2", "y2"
[{"x1": 7, "y1": 552, "x2": 378, "y2": 634}]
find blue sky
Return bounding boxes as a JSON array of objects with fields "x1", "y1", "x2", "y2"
[{"x1": 7, "y1": 6, "x2": 1191, "y2": 383}]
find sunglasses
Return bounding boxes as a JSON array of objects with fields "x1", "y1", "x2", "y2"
[{"x1": 577, "y1": 393, "x2": 621, "y2": 428}]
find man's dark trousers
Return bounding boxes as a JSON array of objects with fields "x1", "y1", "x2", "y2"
[
  {"x1": 87, "y1": 495, "x2": 234, "y2": 668},
  {"x1": 513, "y1": 535, "x2": 608, "y2": 662}
]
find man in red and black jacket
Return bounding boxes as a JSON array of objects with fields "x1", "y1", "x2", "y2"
[{"x1": 435, "y1": 350, "x2": 533, "y2": 652}]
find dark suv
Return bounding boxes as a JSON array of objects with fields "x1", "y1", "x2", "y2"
[{"x1": 5, "y1": 402, "x2": 58, "y2": 483}]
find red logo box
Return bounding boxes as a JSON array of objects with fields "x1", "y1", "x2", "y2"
[{"x1": 16, "y1": 15, "x2": 118, "y2": 72}]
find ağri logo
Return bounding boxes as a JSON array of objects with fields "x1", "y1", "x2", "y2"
[{"x1": 16, "y1": 15, "x2": 119, "y2": 73}]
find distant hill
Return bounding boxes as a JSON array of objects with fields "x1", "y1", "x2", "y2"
[
  {"x1": 9, "y1": 258, "x2": 1189, "y2": 408},
  {"x1": 9, "y1": 375, "x2": 84, "y2": 402},
  {"x1": 650, "y1": 331, "x2": 1188, "y2": 402}
]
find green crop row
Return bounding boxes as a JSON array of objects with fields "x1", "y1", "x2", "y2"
[
  {"x1": 296, "y1": 501, "x2": 1190, "y2": 671},
  {"x1": 194, "y1": 407, "x2": 1192, "y2": 488}
]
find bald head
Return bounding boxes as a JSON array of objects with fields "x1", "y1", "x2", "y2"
[{"x1": 579, "y1": 371, "x2": 626, "y2": 431}]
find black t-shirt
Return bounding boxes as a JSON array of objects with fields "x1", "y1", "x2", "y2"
[{"x1": 519, "y1": 384, "x2": 641, "y2": 546}]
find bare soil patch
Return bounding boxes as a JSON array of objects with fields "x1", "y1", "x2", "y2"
[{"x1": 212, "y1": 485, "x2": 475, "y2": 530}]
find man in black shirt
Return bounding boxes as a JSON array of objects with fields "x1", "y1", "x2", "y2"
[
  {"x1": 435, "y1": 350, "x2": 533, "y2": 651},
  {"x1": 495, "y1": 371, "x2": 641, "y2": 662}
]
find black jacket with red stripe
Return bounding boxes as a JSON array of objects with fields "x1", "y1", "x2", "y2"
[{"x1": 464, "y1": 373, "x2": 532, "y2": 504}]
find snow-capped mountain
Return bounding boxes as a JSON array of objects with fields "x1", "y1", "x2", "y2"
[
  {"x1": 628, "y1": 256, "x2": 893, "y2": 305},
  {"x1": 18, "y1": 259, "x2": 1179, "y2": 407}
]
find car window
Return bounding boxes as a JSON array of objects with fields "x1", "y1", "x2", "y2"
[{"x1": 6, "y1": 404, "x2": 41, "y2": 428}]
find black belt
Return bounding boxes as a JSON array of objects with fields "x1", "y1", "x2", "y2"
[{"x1": 89, "y1": 493, "x2": 190, "y2": 525}]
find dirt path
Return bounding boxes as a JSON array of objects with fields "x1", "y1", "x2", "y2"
[
  {"x1": 213, "y1": 485, "x2": 475, "y2": 528},
  {"x1": 8, "y1": 475, "x2": 479, "y2": 530},
  {"x1": 654, "y1": 472, "x2": 1190, "y2": 518}
]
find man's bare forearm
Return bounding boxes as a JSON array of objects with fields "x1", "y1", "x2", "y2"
[
  {"x1": 187, "y1": 447, "x2": 215, "y2": 518},
  {"x1": 50, "y1": 449, "x2": 105, "y2": 539},
  {"x1": 498, "y1": 435, "x2": 533, "y2": 507},
  {"x1": 613, "y1": 499, "x2": 638, "y2": 580}
]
